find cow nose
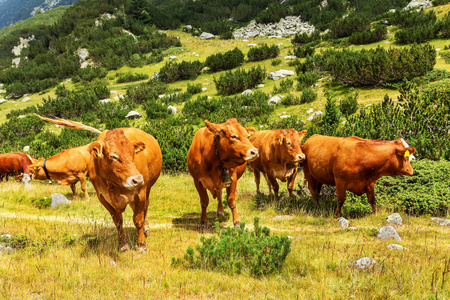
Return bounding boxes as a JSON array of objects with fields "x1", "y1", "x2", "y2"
[
  {"x1": 296, "y1": 154, "x2": 306, "y2": 162},
  {"x1": 126, "y1": 174, "x2": 144, "y2": 188},
  {"x1": 245, "y1": 148, "x2": 259, "y2": 161}
]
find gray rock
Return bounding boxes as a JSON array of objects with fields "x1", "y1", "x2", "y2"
[
  {"x1": 0, "y1": 244, "x2": 15, "y2": 255},
  {"x1": 22, "y1": 174, "x2": 31, "y2": 187},
  {"x1": 268, "y1": 96, "x2": 282, "y2": 105},
  {"x1": 12, "y1": 58, "x2": 21, "y2": 67},
  {"x1": 353, "y1": 257, "x2": 376, "y2": 269},
  {"x1": 307, "y1": 108, "x2": 314, "y2": 114},
  {"x1": 387, "y1": 244, "x2": 408, "y2": 250},
  {"x1": 241, "y1": 89, "x2": 254, "y2": 96},
  {"x1": 257, "y1": 84, "x2": 265, "y2": 88},
  {"x1": 338, "y1": 217, "x2": 349, "y2": 229},
  {"x1": 268, "y1": 72, "x2": 286, "y2": 80},
  {"x1": 405, "y1": 0, "x2": 432, "y2": 10},
  {"x1": 51, "y1": 193, "x2": 72, "y2": 209},
  {"x1": 387, "y1": 213, "x2": 403, "y2": 225},
  {"x1": 377, "y1": 225, "x2": 401, "y2": 241},
  {"x1": 273, "y1": 215, "x2": 293, "y2": 221},
  {"x1": 277, "y1": 69, "x2": 295, "y2": 76},
  {"x1": 431, "y1": 217, "x2": 450, "y2": 226},
  {"x1": 23, "y1": 146, "x2": 30, "y2": 152},
  {"x1": 284, "y1": 55, "x2": 297, "y2": 60},
  {"x1": 348, "y1": 227, "x2": 358, "y2": 231},
  {"x1": 99, "y1": 98, "x2": 111, "y2": 103},
  {"x1": 169, "y1": 55, "x2": 177, "y2": 60},
  {"x1": 247, "y1": 43, "x2": 257, "y2": 47},
  {"x1": 0, "y1": 234, "x2": 12, "y2": 239},
  {"x1": 0, "y1": 99, "x2": 6, "y2": 104},
  {"x1": 279, "y1": 115, "x2": 291, "y2": 119},
  {"x1": 200, "y1": 32, "x2": 215, "y2": 40},
  {"x1": 125, "y1": 111, "x2": 142, "y2": 119},
  {"x1": 307, "y1": 110, "x2": 323, "y2": 121},
  {"x1": 167, "y1": 105, "x2": 177, "y2": 114},
  {"x1": 76, "y1": 48, "x2": 89, "y2": 63}
]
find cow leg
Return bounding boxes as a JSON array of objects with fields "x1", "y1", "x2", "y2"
[
  {"x1": 303, "y1": 168, "x2": 321, "y2": 204},
  {"x1": 142, "y1": 186, "x2": 152, "y2": 237},
  {"x1": 79, "y1": 173, "x2": 90, "y2": 201},
  {"x1": 266, "y1": 173, "x2": 280, "y2": 200},
  {"x1": 132, "y1": 188, "x2": 148, "y2": 253},
  {"x1": 226, "y1": 173, "x2": 240, "y2": 227},
  {"x1": 335, "y1": 183, "x2": 347, "y2": 218},
  {"x1": 70, "y1": 183, "x2": 78, "y2": 200},
  {"x1": 287, "y1": 168, "x2": 299, "y2": 197},
  {"x1": 97, "y1": 194, "x2": 129, "y2": 252},
  {"x1": 367, "y1": 184, "x2": 377, "y2": 214},
  {"x1": 216, "y1": 189, "x2": 224, "y2": 216},
  {"x1": 193, "y1": 178, "x2": 209, "y2": 226},
  {"x1": 263, "y1": 173, "x2": 272, "y2": 195},
  {"x1": 254, "y1": 168, "x2": 261, "y2": 193}
]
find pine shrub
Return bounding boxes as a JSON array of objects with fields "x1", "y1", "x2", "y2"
[
  {"x1": 300, "y1": 87, "x2": 317, "y2": 103},
  {"x1": 172, "y1": 218, "x2": 291, "y2": 277},
  {"x1": 214, "y1": 66, "x2": 266, "y2": 95},
  {"x1": 159, "y1": 60, "x2": 203, "y2": 83},
  {"x1": 339, "y1": 92, "x2": 359, "y2": 117},
  {"x1": 247, "y1": 44, "x2": 280, "y2": 61},
  {"x1": 205, "y1": 48, "x2": 244, "y2": 72}
]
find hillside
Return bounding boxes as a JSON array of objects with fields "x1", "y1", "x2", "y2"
[{"x1": 0, "y1": 0, "x2": 81, "y2": 29}]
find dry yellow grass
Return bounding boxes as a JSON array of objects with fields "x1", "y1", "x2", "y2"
[{"x1": 0, "y1": 173, "x2": 449, "y2": 299}]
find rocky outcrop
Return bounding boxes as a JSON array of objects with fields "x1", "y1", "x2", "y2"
[
  {"x1": 233, "y1": 16, "x2": 315, "y2": 39},
  {"x1": 405, "y1": 0, "x2": 432, "y2": 10},
  {"x1": 200, "y1": 32, "x2": 215, "y2": 40}
]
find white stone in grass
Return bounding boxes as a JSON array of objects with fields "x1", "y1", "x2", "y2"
[
  {"x1": 387, "y1": 213, "x2": 403, "y2": 225},
  {"x1": 241, "y1": 89, "x2": 254, "y2": 96},
  {"x1": 51, "y1": 193, "x2": 72, "y2": 209},
  {"x1": 268, "y1": 96, "x2": 282, "y2": 105},
  {"x1": 387, "y1": 244, "x2": 408, "y2": 250},
  {"x1": 0, "y1": 244, "x2": 15, "y2": 255},
  {"x1": 431, "y1": 217, "x2": 450, "y2": 226},
  {"x1": 377, "y1": 225, "x2": 401, "y2": 241},
  {"x1": 348, "y1": 227, "x2": 358, "y2": 231},
  {"x1": 273, "y1": 215, "x2": 293, "y2": 221},
  {"x1": 338, "y1": 217, "x2": 349, "y2": 229},
  {"x1": 125, "y1": 111, "x2": 142, "y2": 119},
  {"x1": 167, "y1": 106, "x2": 177, "y2": 114},
  {"x1": 353, "y1": 257, "x2": 376, "y2": 269}
]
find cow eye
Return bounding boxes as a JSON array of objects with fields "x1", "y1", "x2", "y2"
[
  {"x1": 286, "y1": 140, "x2": 291, "y2": 146},
  {"x1": 109, "y1": 153, "x2": 119, "y2": 161},
  {"x1": 231, "y1": 134, "x2": 240, "y2": 140}
]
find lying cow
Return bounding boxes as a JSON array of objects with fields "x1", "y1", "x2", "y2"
[
  {"x1": 302, "y1": 134, "x2": 416, "y2": 217},
  {"x1": 35, "y1": 114, "x2": 162, "y2": 252},
  {"x1": 187, "y1": 119, "x2": 259, "y2": 227},
  {"x1": 248, "y1": 128, "x2": 307, "y2": 200},
  {"x1": 0, "y1": 152, "x2": 32, "y2": 183},
  {"x1": 31, "y1": 145, "x2": 92, "y2": 201}
]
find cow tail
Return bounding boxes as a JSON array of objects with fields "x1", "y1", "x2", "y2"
[{"x1": 34, "y1": 114, "x2": 102, "y2": 135}]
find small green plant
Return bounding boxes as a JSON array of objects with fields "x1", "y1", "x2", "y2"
[
  {"x1": 271, "y1": 58, "x2": 281, "y2": 66},
  {"x1": 339, "y1": 92, "x2": 359, "y2": 117},
  {"x1": 116, "y1": 72, "x2": 149, "y2": 83},
  {"x1": 186, "y1": 82, "x2": 202, "y2": 94},
  {"x1": 297, "y1": 72, "x2": 318, "y2": 90},
  {"x1": 172, "y1": 218, "x2": 291, "y2": 277},
  {"x1": 32, "y1": 197, "x2": 52, "y2": 209},
  {"x1": 272, "y1": 78, "x2": 294, "y2": 94},
  {"x1": 300, "y1": 87, "x2": 317, "y2": 103}
]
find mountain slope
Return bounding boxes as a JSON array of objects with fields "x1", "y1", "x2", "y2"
[{"x1": 0, "y1": 0, "x2": 81, "y2": 29}]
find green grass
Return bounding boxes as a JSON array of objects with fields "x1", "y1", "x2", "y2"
[{"x1": 0, "y1": 172, "x2": 449, "y2": 299}]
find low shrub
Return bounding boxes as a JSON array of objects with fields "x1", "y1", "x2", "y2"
[
  {"x1": 72, "y1": 66, "x2": 108, "y2": 83},
  {"x1": 272, "y1": 78, "x2": 294, "y2": 94},
  {"x1": 205, "y1": 48, "x2": 244, "y2": 72},
  {"x1": 281, "y1": 94, "x2": 301, "y2": 106},
  {"x1": 339, "y1": 92, "x2": 359, "y2": 117},
  {"x1": 126, "y1": 80, "x2": 167, "y2": 104},
  {"x1": 159, "y1": 60, "x2": 203, "y2": 83},
  {"x1": 271, "y1": 58, "x2": 282, "y2": 66},
  {"x1": 32, "y1": 197, "x2": 52, "y2": 209},
  {"x1": 116, "y1": 72, "x2": 149, "y2": 83},
  {"x1": 349, "y1": 25, "x2": 388, "y2": 45},
  {"x1": 186, "y1": 83, "x2": 202, "y2": 94},
  {"x1": 297, "y1": 72, "x2": 318, "y2": 90},
  {"x1": 214, "y1": 66, "x2": 266, "y2": 95},
  {"x1": 301, "y1": 87, "x2": 317, "y2": 103},
  {"x1": 172, "y1": 218, "x2": 291, "y2": 277},
  {"x1": 293, "y1": 46, "x2": 315, "y2": 58},
  {"x1": 247, "y1": 44, "x2": 280, "y2": 61},
  {"x1": 291, "y1": 31, "x2": 321, "y2": 45}
]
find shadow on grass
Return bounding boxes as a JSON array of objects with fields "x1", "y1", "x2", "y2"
[{"x1": 172, "y1": 211, "x2": 231, "y2": 232}]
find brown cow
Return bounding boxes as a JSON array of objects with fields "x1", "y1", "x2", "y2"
[
  {"x1": 187, "y1": 119, "x2": 259, "y2": 227},
  {"x1": 302, "y1": 134, "x2": 416, "y2": 217},
  {"x1": 31, "y1": 145, "x2": 92, "y2": 201},
  {"x1": 35, "y1": 114, "x2": 162, "y2": 252},
  {"x1": 0, "y1": 152, "x2": 32, "y2": 183},
  {"x1": 248, "y1": 128, "x2": 307, "y2": 200}
]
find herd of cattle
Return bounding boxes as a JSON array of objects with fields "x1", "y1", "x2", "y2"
[{"x1": 1, "y1": 115, "x2": 416, "y2": 252}]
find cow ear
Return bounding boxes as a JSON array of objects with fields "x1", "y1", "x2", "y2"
[
  {"x1": 275, "y1": 133, "x2": 284, "y2": 145},
  {"x1": 298, "y1": 130, "x2": 307, "y2": 141},
  {"x1": 205, "y1": 120, "x2": 224, "y2": 136},
  {"x1": 88, "y1": 142, "x2": 104, "y2": 158},
  {"x1": 396, "y1": 147, "x2": 416, "y2": 159},
  {"x1": 245, "y1": 127, "x2": 256, "y2": 138},
  {"x1": 133, "y1": 141, "x2": 146, "y2": 154}
]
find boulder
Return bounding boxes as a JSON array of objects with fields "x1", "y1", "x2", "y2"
[
  {"x1": 377, "y1": 225, "x2": 401, "y2": 241},
  {"x1": 338, "y1": 217, "x2": 349, "y2": 229},
  {"x1": 268, "y1": 72, "x2": 285, "y2": 80},
  {"x1": 168, "y1": 105, "x2": 177, "y2": 114},
  {"x1": 125, "y1": 111, "x2": 142, "y2": 119},
  {"x1": 284, "y1": 55, "x2": 297, "y2": 60},
  {"x1": 405, "y1": 0, "x2": 432, "y2": 10},
  {"x1": 353, "y1": 257, "x2": 376, "y2": 269},
  {"x1": 51, "y1": 193, "x2": 72, "y2": 209},
  {"x1": 277, "y1": 69, "x2": 295, "y2": 76},
  {"x1": 0, "y1": 244, "x2": 15, "y2": 255},
  {"x1": 200, "y1": 32, "x2": 215, "y2": 40},
  {"x1": 387, "y1": 213, "x2": 403, "y2": 225},
  {"x1": 0, "y1": 99, "x2": 6, "y2": 104},
  {"x1": 169, "y1": 55, "x2": 177, "y2": 60},
  {"x1": 268, "y1": 96, "x2": 282, "y2": 105},
  {"x1": 431, "y1": 217, "x2": 450, "y2": 226},
  {"x1": 22, "y1": 97, "x2": 30, "y2": 102},
  {"x1": 241, "y1": 89, "x2": 254, "y2": 96}
]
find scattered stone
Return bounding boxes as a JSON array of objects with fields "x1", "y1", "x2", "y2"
[
  {"x1": 348, "y1": 227, "x2": 358, "y2": 231},
  {"x1": 247, "y1": 43, "x2": 257, "y2": 47},
  {"x1": 200, "y1": 32, "x2": 215, "y2": 40},
  {"x1": 12, "y1": 58, "x2": 21, "y2": 67},
  {"x1": 307, "y1": 110, "x2": 323, "y2": 121},
  {"x1": 22, "y1": 174, "x2": 31, "y2": 187},
  {"x1": 125, "y1": 111, "x2": 142, "y2": 119},
  {"x1": 387, "y1": 244, "x2": 408, "y2": 250},
  {"x1": 277, "y1": 69, "x2": 295, "y2": 76},
  {"x1": 0, "y1": 244, "x2": 15, "y2": 255},
  {"x1": 288, "y1": 236, "x2": 302, "y2": 240},
  {"x1": 184, "y1": 25, "x2": 192, "y2": 30},
  {"x1": 273, "y1": 215, "x2": 294, "y2": 221},
  {"x1": 168, "y1": 105, "x2": 177, "y2": 114},
  {"x1": 0, "y1": 234, "x2": 12, "y2": 239},
  {"x1": 100, "y1": 98, "x2": 111, "y2": 103},
  {"x1": 11, "y1": 35, "x2": 35, "y2": 56},
  {"x1": 268, "y1": 72, "x2": 285, "y2": 80},
  {"x1": 284, "y1": 55, "x2": 297, "y2": 60},
  {"x1": 405, "y1": 0, "x2": 432, "y2": 10},
  {"x1": 23, "y1": 146, "x2": 30, "y2": 152},
  {"x1": 353, "y1": 257, "x2": 376, "y2": 269},
  {"x1": 377, "y1": 225, "x2": 401, "y2": 241},
  {"x1": 338, "y1": 217, "x2": 349, "y2": 229},
  {"x1": 257, "y1": 84, "x2": 265, "y2": 88},
  {"x1": 241, "y1": 89, "x2": 254, "y2": 96},
  {"x1": 268, "y1": 96, "x2": 282, "y2": 105},
  {"x1": 431, "y1": 217, "x2": 450, "y2": 226},
  {"x1": 201, "y1": 87, "x2": 207, "y2": 91},
  {"x1": 51, "y1": 193, "x2": 72, "y2": 209},
  {"x1": 169, "y1": 55, "x2": 177, "y2": 60},
  {"x1": 387, "y1": 213, "x2": 403, "y2": 225},
  {"x1": 0, "y1": 99, "x2": 6, "y2": 104},
  {"x1": 110, "y1": 90, "x2": 117, "y2": 95},
  {"x1": 307, "y1": 108, "x2": 314, "y2": 114},
  {"x1": 280, "y1": 115, "x2": 291, "y2": 119}
]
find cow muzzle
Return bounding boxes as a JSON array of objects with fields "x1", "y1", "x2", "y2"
[
  {"x1": 245, "y1": 148, "x2": 259, "y2": 162},
  {"x1": 124, "y1": 174, "x2": 144, "y2": 189},
  {"x1": 295, "y1": 153, "x2": 306, "y2": 162}
]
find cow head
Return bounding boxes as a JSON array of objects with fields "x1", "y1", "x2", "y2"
[
  {"x1": 275, "y1": 129, "x2": 307, "y2": 163},
  {"x1": 393, "y1": 138, "x2": 416, "y2": 175},
  {"x1": 29, "y1": 158, "x2": 47, "y2": 180},
  {"x1": 205, "y1": 119, "x2": 259, "y2": 166},
  {"x1": 88, "y1": 129, "x2": 146, "y2": 189}
]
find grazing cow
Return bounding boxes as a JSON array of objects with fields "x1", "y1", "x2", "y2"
[
  {"x1": 187, "y1": 119, "x2": 259, "y2": 227},
  {"x1": 35, "y1": 114, "x2": 162, "y2": 252},
  {"x1": 0, "y1": 152, "x2": 32, "y2": 183},
  {"x1": 31, "y1": 145, "x2": 92, "y2": 200},
  {"x1": 302, "y1": 134, "x2": 416, "y2": 217},
  {"x1": 248, "y1": 128, "x2": 307, "y2": 200}
]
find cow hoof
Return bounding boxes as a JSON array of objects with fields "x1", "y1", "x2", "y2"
[
  {"x1": 233, "y1": 221, "x2": 241, "y2": 228},
  {"x1": 138, "y1": 246, "x2": 148, "y2": 254},
  {"x1": 119, "y1": 243, "x2": 130, "y2": 252},
  {"x1": 143, "y1": 225, "x2": 150, "y2": 237}
]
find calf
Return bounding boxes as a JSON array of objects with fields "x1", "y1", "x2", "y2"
[
  {"x1": 302, "y1": 134, "x2": 416, "y2": 217},
  {"x1": 248, "y1": 128, "x2": 307, "y2": 199},
  {"x1": 31, "y1": 145, "x2": 92, "y2": 200},
  {"x1": 187, "y1": 119, "x2": 259, "y2": 227}
]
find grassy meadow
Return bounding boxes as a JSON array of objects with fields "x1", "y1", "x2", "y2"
[{"x1": 1, "y1": 171, "x2": 449, "y2": 299}]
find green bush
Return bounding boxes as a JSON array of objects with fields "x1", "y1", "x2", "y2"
[
  {"x1": 339, "y1": 92, "x2": 359, "y2": 117},
  {"x1": 329, "y1": 14, "x2": 370, "y2": 39},
  {"x1": 247, "y1": 44, "x2": 280, "y2": 61},
  {"x1": 32, "y1": 197, "x2": 52, "y2": 209},
  {"x1": 349, "y1": 25, "x2": 387, "y2": 45},
  {"x1": 159, "y1": 60, "x2": 203, "y2": 83},
  {"x1": 291, "y1": 31, "x2": 320, "y2": 45},
  {"x1": 186, "y1": 83, "x2": 202, "y2": 94},
  {"x1": 72, "y1": 66, "x2": 107, "y2": 83},
  {"x1": 116, "y1": 72, "x2": 149, "y2": 83},
  {"x1": 281, "y1": 94, "x2": 302, "y2": 106},
  {"x1": 297, "y1": 72, "x2": 318, "y2": 90},
  {"x1": 272, "y1": 78, "x2": 294, "y2": 94},
  {"x1": 293, "y1": 46, "x2": 315, "y2": 58},
  {"x1": 126, "y1": 80, "x2": 167, "y2": 104},
  {"x1": 300, "y1": 87, "x2": 317, "y2": 104},
  {"x1": 205, "y1": 48, "x2": 244, "y2": 72},
  {"x1": 271, "y1": 58, "x2": 282, "y2": 66},
  {"x1": 172, "y1": 218, "x2": 291, "y2": 277},
  {"x1": 214, "y1": 66, "x2": 266, "y2": 95}
]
